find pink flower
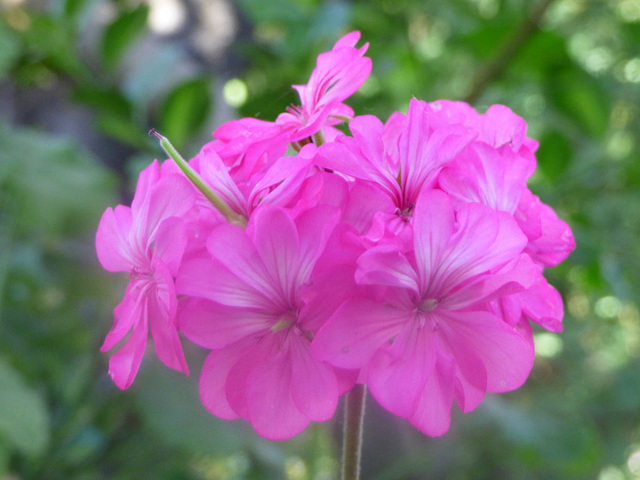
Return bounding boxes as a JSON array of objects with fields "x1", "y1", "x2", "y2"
[
  {"x1": 176, "y1": 205, "x2": 355, "y2": 440},
  {"x1": 190, "y1": 142, "x2": 318, "y2": 219},
  {"x1": 312, "y1": 189, "x2": 536, "y2": 436},
  {"x1": 438, "y1": 140, "x2": 573, "y2": 332},
  {"x1": 276, "y1": 31, "x2": 372, "y2": 143},
  {"x1": 95, "y1": 161, "x2": 195, "y2": 389},
  {"x1": 210, "y1": 117, "x2": 290, "y2": 181},
  {"x1": 315, "y1": 98, "x2": 473, "y2": 221}
]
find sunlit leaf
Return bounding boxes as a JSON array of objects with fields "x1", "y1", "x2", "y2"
[
  {"x1": 158, "y1": 77, "x2": 211, "y2": 150},
  {"x1": 0, "y1": 358, "x2": 50, "y2": 456},
  {"x1": 101, "y1": 5, "x2": 149, "y2": 71}
]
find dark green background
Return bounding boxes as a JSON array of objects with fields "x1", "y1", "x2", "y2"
[{"x1": 1, "y1": 0, "x2": 639, "y2": 478}]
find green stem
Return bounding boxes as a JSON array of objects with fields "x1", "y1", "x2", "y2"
[
  {"x1": 150, "y1": 130, "x2": 247, "y2": 228},
  {"x1": 342, "y1": 384, "x2": 367, "y2": 480}
]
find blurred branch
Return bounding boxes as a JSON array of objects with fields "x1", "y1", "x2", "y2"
[{"x1": 462, "y1": 0, "x2": 557, "y2": 104}]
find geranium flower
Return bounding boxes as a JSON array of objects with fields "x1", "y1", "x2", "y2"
[
  {"x1": 176, "y1": 205, "x2": 355, "y2": 440},
  {"x1": 315, "y1": 98, "x2": 473, "y2": 223},
  {"x1": 312, "y1": 189, "x2": 536, "y2": 436},
  {"x1": 95, "y1": 161, "x2": 195, "y2": 389},
  {"x1": 276, "y1": 31, "x2": 372, "y2": 143}
]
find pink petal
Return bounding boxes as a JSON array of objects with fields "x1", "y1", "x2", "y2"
[
  {"x1": 518, "y1": 275, "x2": 564, "y2": 332},
  {"x1": 153, "y1": 217, "x2": 188, "y2": 274},
  {"x1": 439, "y1": 310, "x2": 534, "y2": 393},
  {"x1": 177, "y1": 257, "x2": 279, "y2": 311},
  {"x1": 311, "y1": 298, "x2": 410, "y2": 369},
  {"x1": 147, "y1": 263, "x2": 188, "y2": 375},
  {"x1": 107, "y1": 314, "x2": 149, "y2": 390},
  {"x1": 289, "y1": 335, "x2": 339, "y2": 421},
  {"x1": 248, "y1": 207, "x2": 304, "y2": 303},
  {"x1": 356, "y1": 244, "x2": 420, "y2": 293},
  {"x1": 199, "y1": 346, "x2": 243, "y2": 420},
  {"x1": 246, "y1": 351, "x2": 309, "y2": 440},
  {"x1": 95, "y1": 205, "x2": 135, "y2": 272},
  {"x1": 407, "y1": 348, "x2": 456, "y2": 437},
  {"x1": 207, "y1": 224, "x2": 283, "y2": 308},
  {"x1": 481, "y1": 104, "x2": 527, "y2": 150},
  {"x1": 197, "y1": 144, "x2": 248, "y2": 216},
  {"x1": 443, "y1": 254, "x2": 537, "y2": 311},
  {"x1": 366, "y1": 320, "x2": 437, "y2": 418},
  {"x1": 101, "y1": 279, "x2": 145, "y2": 352},
  {"x1": 177, "y1": 297, "x2": 272, "y2": 349},
  {"x1": 412, "y1": 190, "x2": 455, "y2": 289},
  {"x1": 434, "y1": 202, "x2": 527, "y2": 295}
]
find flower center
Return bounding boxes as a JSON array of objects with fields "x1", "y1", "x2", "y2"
[{"x1": 420, "y1": 298, "x2": 438, "y2": 312}]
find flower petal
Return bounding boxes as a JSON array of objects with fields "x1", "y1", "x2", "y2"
[
  {"x1": 178, "y1": 297, "x2": 272, "y2": 349},
  {"x1": 246, "y1": 351, "x2": 309, "y2": 440},
  {"x1": 289, "y1": 335, "x2": 339, "y2": 422},
  {"x1": 95, "y1": 205, "x2": 135, "y2": 272},
  {"x1": 311, "y1": 298, "x2": 409, "y2": 369},
  {"x1": 199, "y1": 346, "x2": 244, "y2": 420},
  {"x1": 107, "y1": 314, "x2": 148, "y2": 390},
  {"x1": 367, "y1": 320, "x2": 437, "y2": 418}
]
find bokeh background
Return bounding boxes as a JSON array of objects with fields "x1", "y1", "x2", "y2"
[{"x1": 1, "y1": 0, "x2": 639, "y2": 478}]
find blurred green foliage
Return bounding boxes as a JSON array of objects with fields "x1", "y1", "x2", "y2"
[{"x1": 1, "y1": 0, "x2": 639, "y2": 479}]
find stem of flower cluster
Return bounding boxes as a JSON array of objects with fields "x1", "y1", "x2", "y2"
[
  {"x1": 341, "y1": 384, "x2": 367, "y2": 480},
  {"x1": 150, "y1": 130, "x2": 247, "y2": 228}
]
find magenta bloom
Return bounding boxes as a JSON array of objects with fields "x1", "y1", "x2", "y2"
[
  {"x1": 276, "y1": 31, "x2": 372, "y2": 142},
  {"x1": 176, "y1": 205, "x2": 354, "y2": 440},
  {"x1": 315, "y1": 98, "x2": 473, "y2": 221},
  {"x1": 312, "y1": 190, "x2": 536, "y2": 436},
  {"x1": 95, "y1": 31, "x2": 575, "y2": 442},
  {"x1": 95, "y1": 161, "x2": 195, "y2": 389}
]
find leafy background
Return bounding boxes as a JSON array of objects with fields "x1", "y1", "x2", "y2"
[{"x1": 0, "y1": 0, "x2": 639, "y2": 479}]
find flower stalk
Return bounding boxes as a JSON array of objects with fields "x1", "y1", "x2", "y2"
[{"x1": 342, "y1": 384, "x2": 367, "y2": 480}]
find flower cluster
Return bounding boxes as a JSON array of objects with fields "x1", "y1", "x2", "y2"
[{"x1": 96, "y1": 32, "x2": 574, "y2": 440}]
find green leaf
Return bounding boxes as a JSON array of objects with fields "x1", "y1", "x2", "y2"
[
  {"x1": 72, "y1": 86, "x2": 133, "y2": 119},
  {"x1": 536, "y1": 130, "x2": 572, "y2": 181},
  {"x1": 0, "y1": 358, "x2": 50, "y2": 456},
  {"x1": 63, "y1": 0, "x2": 90, "y2": 19},
  {"x1": 0, "y1": 122, "x2": 118, "y2": 238},
  {"x1": 21, "y1": 13, "x2": 88, "y2": 80},
  {"x1": 548, "y1": 67, "x2": 609, "y2": 138},
  {"x1": 101, "y1": 5, "x2": 149, "y2": 71},
  {"x1": 95, "y1": 112, "x2": 150, "y2": 149},
  {"x1": 0, "y1": 20, "x2": 20, "y2": 80},
  {"x1": 158, "y1": 77, "x2": 211, "y2": 150}
]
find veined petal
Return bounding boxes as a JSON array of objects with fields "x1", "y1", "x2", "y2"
[
  {"x1": 367, "y1": 319, "x2": 437, "y2": 418},
  {"x1": 412, "y1": 190, "x2": 455, "y2": 291},
  {"x1": 207, "y1": 224, "x2": 284, "y2": 308},
  {"x1": 177, "y1": 257, "x2": 279, "y2": 311},
  {"x1": 289, "y1": 335, "x2": 339, "y2": 422},
  {"x1": 311, "y1": 298, "x2": 410, "y2": 369},
  {"x1": 443, "y1": 254, "x2": 537, "y2": 311},
  {"x1": 434, "y1": 203, "x2": 527, "y2": 296},
  {"x1": 178, "y1": 297, "x2": 273, "y2": 349},
  {"x1": 95, "y1": 205, "x2": 135, "y2": 272},
  {"x1": 148, "y1": 262, "x2": 188, "y2": 375},
  {"x1": 356, "y1": 244, "x2": 420, "y2": 293},
  {"x1": 101, "y1": 278, "x2": 146, "y2": 352},
  {"x1": 199, "y1": 346, "x2": 244, "y2": 420},
  {"x1": 246, "y1": 351, "x2": 309, "y2": 440},
  {"x1": 250, "y1": 207, "x2": 301, "y2": 302},
  {"x1": 107, "y1": 314, "x2": 148, "y2": 390},
  {"x1": 153, "y1": 217, "x2": 188, "y2": 275},
  {"x1": 438, "y1": 310, "x2": 534, "y2": 393},
  {"x1": 407, "y1": 347, "x2": 456, "y2": 437}
]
